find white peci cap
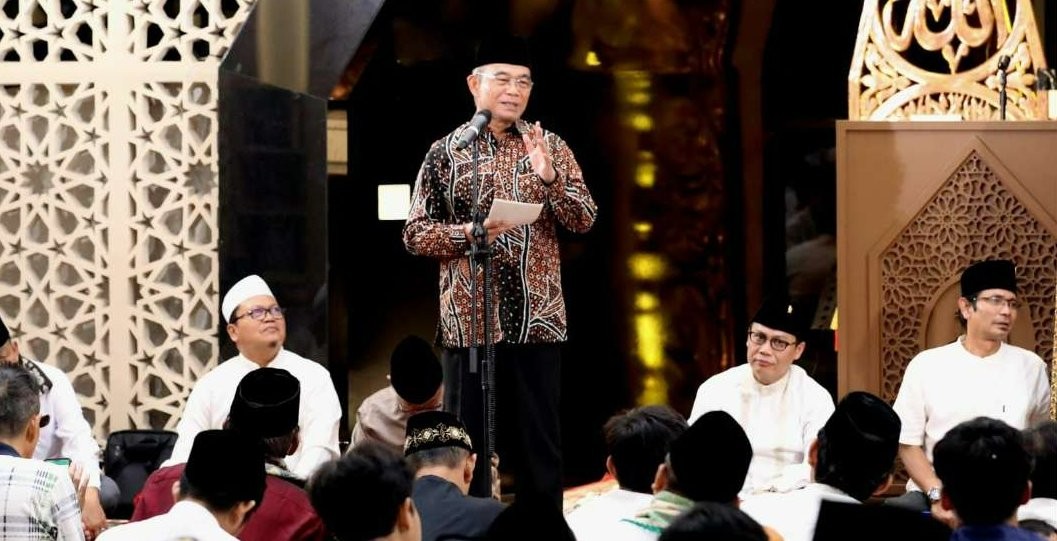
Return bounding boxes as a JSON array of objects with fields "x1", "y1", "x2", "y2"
[{"x1": 222, "y1": 275, "x2": 275, "y2": 322}]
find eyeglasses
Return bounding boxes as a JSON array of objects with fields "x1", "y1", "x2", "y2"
[
  {"x1": 972, "y1": 295, "x2": 1022, "y2": 310},
  {"x1": 747, "y1": 330, "x2": 798, "y2": 352},
  {"x1": 232, "y1": 305, "x2": 286, "y2": 322},
  {"x1": 475, "y1": 71, "x2": 534, "y2": 91}
]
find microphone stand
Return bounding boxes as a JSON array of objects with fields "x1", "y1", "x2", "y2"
[{"x1": 466, "y1": 135, "x2": 497, "y2": 498}]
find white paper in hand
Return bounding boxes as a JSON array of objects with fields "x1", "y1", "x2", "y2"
[{"x1": 487, "y1": 198, "x2": 543, "y2": 226}]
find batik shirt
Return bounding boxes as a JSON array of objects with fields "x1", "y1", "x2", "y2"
[{"x1": 403, "y1": 119, "x2": 597, "y2": 348}]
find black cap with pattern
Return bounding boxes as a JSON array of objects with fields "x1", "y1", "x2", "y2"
[{"x1": 404, "y1": 411, "x2": 473, "y2": 456}]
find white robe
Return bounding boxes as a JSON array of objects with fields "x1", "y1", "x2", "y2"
[
  {"x1": 741, "y1": 483, "x2": 858, "y2": 541},
  {"x1": 164, "y1": 349, "x2": 341, "y2": 478},
  {"x1": 31, "y1": 360, "x2": 103, "y2": 488},
  {"x1": 893, "y1": 338, "x2": 1051, "y2": 492},
  {"x1": 98, "y1": 500, "x2": 236, "y2": 541},
  {"x1": 566, "y1": 487, "x2": 653, "y2": 541},
  {"x1": 689, "y1": 363, "x2": 834, "y2": 496}
]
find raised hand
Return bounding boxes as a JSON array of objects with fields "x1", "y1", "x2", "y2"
[{"x1": 521, "y1": 121, "x2": 555, "y2": 184}]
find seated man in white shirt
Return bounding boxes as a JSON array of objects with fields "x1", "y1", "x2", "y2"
[
  {"x1": 1017, "y1": 421, "x2": 1057, "y2": 540},
  {"x1": 99, "y1": 430, "x2": 266, "y2": 541},
  {"x1": 0, "y1": 363, "x2": 85, "y2": 541},
  {"x1": 0, "y1": 314, "x2": 112, "y2": 538},
  {"x1": 890, "y1": 260, "x2": 1051, "y2": 519},
  {"x1": 689, "y1": 297, "x2": 834, "y2": 495},
  {"x1": 741, "y1": 391, "x2": 902, "y2": 541},
  {"x1": 165, "y1": 274, "x2": 342, "y2": 478},
  {"x1": 566, "y1": 405, "x2": 687, "y2": 541}
]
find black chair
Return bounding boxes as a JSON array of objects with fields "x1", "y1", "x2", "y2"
[{"x1": 103, "y1": 429, "x2": 178, "y2": 519}]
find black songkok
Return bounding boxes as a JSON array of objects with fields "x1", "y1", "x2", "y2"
[
  {"x1": 668, "y1": 411, "x2": 752, "y2": 503},
  {"x1": 960, "y1": 259, "x2": 1018, "y2": 297},
  {"x1": 229, "y1": 368, "x2": 300, "y2": 438},
  {"x1": 404, "y1": 411, "x2": 473, "y2": 456},
  {"x1": 750, "y1": 296, "x2": 810, "y2": 341},
  {"x1": 820, "y1": 391, "x2": 900, "y2": 474},
  {"x1": 474, "y1": 34, "x2": 533, "y2": 70},
  {"x1": 0, "y1": 313, "x2": 9, "y2": 346},
  {"x1": 389, "y1": 336, "x2": 442, "y2": 405},
  {"x1": 184, "y1": 430, "x2": 266, "y2": 504}
]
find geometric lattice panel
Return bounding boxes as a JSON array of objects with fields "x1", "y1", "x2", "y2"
[
  {"x1": 879, "y1": 150, "x2": 1057, "y2": 404},
  {"x1": 0, "y1": 0, "x2": 256, "y2": 441}
]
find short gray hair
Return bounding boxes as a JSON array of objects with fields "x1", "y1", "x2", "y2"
[{"x1": 0, "y1": 364, "x2": 39, "y2": 439}]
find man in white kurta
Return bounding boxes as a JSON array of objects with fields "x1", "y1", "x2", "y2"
[
  {"x1": 689, "y1": 298, "x2": 834, "y2": 496},
  {"x1": 165, "y1": 275, "x2": 341, "y2": 478},
  {"x1": 741, "y1": 391, "x2": 902, "y2": 541},
  {"x1": 891, "y1": 260, "x2": 1051, "y2": 518}
]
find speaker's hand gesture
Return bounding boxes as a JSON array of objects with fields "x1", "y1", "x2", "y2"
[{"x1": 522, "y1": 121, "x2": 555, "y2": 184}]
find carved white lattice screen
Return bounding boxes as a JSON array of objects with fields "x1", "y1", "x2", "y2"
[{"x1": 0, "y1": 0, "x2": 256, "y2": 441}]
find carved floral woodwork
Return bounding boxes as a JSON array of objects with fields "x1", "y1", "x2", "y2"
[{"x1": 850, "y1": 0, "x2": 1048, "y2": 120}]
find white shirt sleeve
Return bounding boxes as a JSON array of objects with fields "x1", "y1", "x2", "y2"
[
  {"x1": 892, "y1": 356, "x2": 926, "y2": 447},
  {"x1": 46, "y1": 370, "x2": 103, "y2": 488},
  {"x1": 163, "y1": 378, "x2": 213, "y2": 467},
  {"x1": 290, "y1": 367, "x2": 342, "y2": 477},
  {"x1": 1027, "y1": 359, "x2": 1052, "y2": 427}
]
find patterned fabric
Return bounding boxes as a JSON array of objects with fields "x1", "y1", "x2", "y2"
[
  {"x1": 404, "y1": 423, "x2": 473, "y2": 454},
  {"x1": 0, "y1": 454, "x2": 85, "y2": 540},
  {"x1": 403, "y1": 119, "x2": 597, "y2": 348},
  {"x1": 620, "y1": 490, "x2": 694, "y2": 534}
]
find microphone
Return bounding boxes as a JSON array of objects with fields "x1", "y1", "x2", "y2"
[
  {"x1": 456, "y1": 110, "x2": 492, "y2": 150},
  {"x1": 997, "y1": 55, "x2": 1010, "y2": 120}
]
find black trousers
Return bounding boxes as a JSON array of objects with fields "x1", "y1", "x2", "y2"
[{"x1": 441, "y1": 342, "x2": 562, "y2": 506}]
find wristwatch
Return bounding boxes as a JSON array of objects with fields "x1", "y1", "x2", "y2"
[{"x1": 927, "y1": 486, "x2": 942, "y2": 503}]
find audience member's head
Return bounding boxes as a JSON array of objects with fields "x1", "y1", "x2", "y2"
[
  {"x1": 1019, "y1": 421, "x2": 1057, "y2": 537},
  {"x1": 933, "y1": 417, "x2": 1031, "y2": 526},
  {"x1": 309, "y1": 442, "x2": 419, "y2": 541},
  {"x1": 603, "y1": 405, "x2": 688, "y2": 494},
  {"x1": 0, "y1": 363, "x2": 42, "y2": 457},
  {"x1": 389, "y1": 336, "x2": 443, "y2": 407},
  {"x1": 179, "y1": 430, "x2": 267, "y2": 535},
  {"x1": 223, "y1": 274, "x2": 286, "y2": 361},
  {"x1": 404, "y1": 411, "x2": 476, "y2": 493},
  {"x1": 1019, "y1": 520, "x2": 1057, "y2": 541},
  {"x1": 747, "y1": 296, "x2": 811, "y2": 385},
  {"x1": 658, "y1": 501, "x2": 768, "y2": 541},
  {"x1": 1023, "y1": 421, "x2": 1057, "y2": 500},
  {"x1": 812, "y1": 391, "x2": 901, "y2": 501},
  {"x1": 659, "y1": 410, "x2": 752, "y2": 504},
  {"x1": 226, "y1": 367, "x2": 301, "y2": 462},
  {"x1": 485, "y1": 494, "x2": 573, "y2": 541}
]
